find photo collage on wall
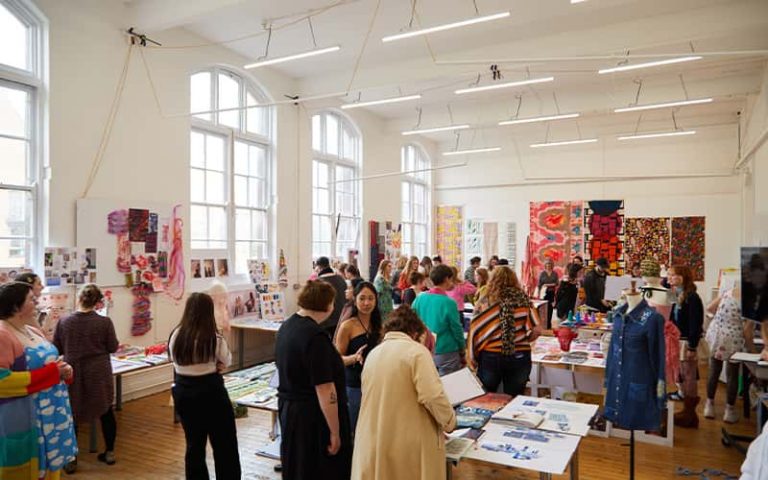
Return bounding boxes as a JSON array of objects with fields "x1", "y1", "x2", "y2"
[
  {"x1": 191, "y1": 257, "x2": 229, "y2": 279},
  {"x1": 43, "y1": 247, "x2": 98, "y2": 286}
]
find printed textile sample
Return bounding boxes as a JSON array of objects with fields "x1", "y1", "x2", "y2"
[
  {"x1": 671, "y1": 216, "x2": 706, "y2": 281},
  {"x1": 624, "y1": 217, "x2": 670, "y2": 267},
  {"x1": 465, "y1": 219, "x2": 483, "y2": 263},
  {"x1": 436, "y1": 206, "x2": 463, "y2": 270},
  {"x1": 583, "y1": 200, "x2": 625, "y2": 276},
  {"x1": 505, "y1": 222, "x2": 517, "y2": 269},
  {"x1": 529, "y1": 201, "x2": 584, "y2": 279},
  {"x1": 128, "y1": 208, "x2": 149, "y2": 242},
  {"x1": 483, "y1": 222, "x2": 499, "y2": 265},
  {"x1": 107, "y1": 209, "x2": 129, "y2": 235}
]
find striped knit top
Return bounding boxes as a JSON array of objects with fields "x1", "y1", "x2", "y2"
[{"x1": 467, "y1": 302, "x2": 536, "y2": 366}]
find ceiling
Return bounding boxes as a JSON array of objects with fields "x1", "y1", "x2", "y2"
[{"x1": 130, "y1": 0, "x2": 768, "y2": 146}]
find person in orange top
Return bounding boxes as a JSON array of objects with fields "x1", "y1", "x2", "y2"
[
  {"x1": 397, "y1": 256, "x2": 420, "y2": 292},
  {"x1": 468, "y1": 267, "x2": 542, "y2": 395}
]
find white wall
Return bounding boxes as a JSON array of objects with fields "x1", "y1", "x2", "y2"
[
  {"x1": 35, "y1": 0, "x2": 424, "y2": 347},
  {"x1": 741, "y1": 63, "x2": 768, "y2": 245},
  {"x1": 434, "y1": 120, "x2": 744, "y2": 296}
]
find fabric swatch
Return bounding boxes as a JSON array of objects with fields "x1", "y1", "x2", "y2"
[{"x1": 671, "y1": 216, "x2": 706, "y2": 281}]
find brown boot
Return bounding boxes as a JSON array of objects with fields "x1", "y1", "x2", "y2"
[{"x1": 674, "y1": 396, "x2": 700, "y2": 428}]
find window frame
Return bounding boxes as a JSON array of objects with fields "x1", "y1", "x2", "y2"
[
  {"x1": 311, "y1": 111, "x2": 362, "y2": 260},
  {"x1": 189, "y1": 66, "x2": 274, "y2": 273},
  {"x1": 0, "y1": 0, "x2": 46, "y2": 270},
  {"x1": 400, "y1": 144, "x2": 431, "y2": 258}
]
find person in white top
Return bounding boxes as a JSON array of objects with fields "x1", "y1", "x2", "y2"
[{"x1": 169, "y1": 292, "x2": 240, "y2": 479}]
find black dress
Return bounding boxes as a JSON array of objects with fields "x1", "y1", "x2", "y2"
[{"x1": 275, "y1": 313, "x2": 352, "y2": 480}]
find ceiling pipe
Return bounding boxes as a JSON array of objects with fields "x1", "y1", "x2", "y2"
[
  {"x1": 434, "y1": 50, "x2": 768, "y2": 65},
  {"x1": 435, "y1": 171, "x2": 735, "y2": 191},
  {"x1": 334, "y1": 162, "x2": 467, "y2": 183},
  {"x1": 734, "y1": 124, "x2": 768, "y2": 171}
]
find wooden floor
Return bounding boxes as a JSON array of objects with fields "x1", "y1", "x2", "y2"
[{"x1": 70, "y1": 380, "x2": 757, "y2": 479}]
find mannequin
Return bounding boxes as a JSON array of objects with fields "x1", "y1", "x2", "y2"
[
  {"x1": 640, "y1": 259, "x2": 680, "y2": 387},
  {"x1": 625, "y1": 281, "x2": 643, "y2": 311}
]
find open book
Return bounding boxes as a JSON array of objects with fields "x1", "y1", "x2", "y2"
[
  {"x1": 440, "y1": 367, "x2": 486, "y2": 406},
  {"x1": 491, "y1": 410, "x2": 545, "y2": 429},
  {"x1": 445, "y1": 437, "x2": 475, "y2": 463}
]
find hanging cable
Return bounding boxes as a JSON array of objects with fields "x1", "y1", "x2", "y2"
[
  {"x1": 138, "y1": 47, "x2": 164, "y2": 117},
  {"x1": 454, "y1": 131, "x2": 461, "y2": 151},
  {"x1": 679, "y1": 74, "x2": 690, "y2": 100},
  {"x1": 447, "y1": 104, "x2": 455, "y2": 124},
  {"x1": 632, "y1": 79, "x2": 643, "y2": 105},
  {"x1": 672, "y1": 111, "x2": 679, "y2": 130},
  {"x1": 258, "y1": 24, "x2": 273, "y2": 61},
  {"x1": 552, "y1": 91, "x2": 561, "y2": 114},
  {"x1": 345, "y1": 0, "x2": 382, "y2": 93},
  {"x1": 472, "y1": 0, "x2": 480, "y2": 15},
  {"x1": 408, "y1": 0, "x2": 417, "y2": 29},
  {"x1": 633, "y1": 113, "x2": 643, "y2": 135},
  {"x1": 308, "y1": 17, "x2": 318, "y2": 47},
  {"x1": 82, "y1": 44, "x2": 135, "y2": 198},
  {"x1": 413, "y1": 107, "x2": 423, "y2": 128},
  {"x1": 513, "y1": 95, "x2": 522, "y2": 119}
]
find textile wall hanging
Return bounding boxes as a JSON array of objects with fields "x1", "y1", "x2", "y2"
[
  {"x1": 624, "y1": 217, "x2": 671, "y2": 268},
  {"x1": 671, "y1": 216, "x2": 706, "y2": 281},
  {"x1": 583, "y1": 200, "x2": 625, "y2": 275},
  {"x1": 436, "y1": 206, "x2": 463, "y2": 270},
  {"x1": 529, "y1": 201, "x2": 584, "y2": 278},
  {"x1": 483, "y1": 222, "x2": 498, "y2": 265},
  {"x1": 504, "y1": 222, "x2": 517, "y2": 269},
  {"x1": 465, "y1": 219, "x2": 483, "y2": 264}
]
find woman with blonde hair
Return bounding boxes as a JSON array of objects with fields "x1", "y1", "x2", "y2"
[
  {"x1": 397, "y1": 256, "x2": 421, "y2": 292},
  {"x1": 373, "y1": 260, "x2": 394, "y2": 319},
  {"x1": 469, "y1": 266, "x2": 542, "y2": 395},
  {"x1": 473, "y1": 267, "x2": 490, "y2": 304}
]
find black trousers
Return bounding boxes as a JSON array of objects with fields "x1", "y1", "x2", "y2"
[
  {"x1": 74, "y1": 407, "x2": 116, "y2": 452},
  {"x1": 172, "y1": 373, "x2": 241, "y2": 480}
]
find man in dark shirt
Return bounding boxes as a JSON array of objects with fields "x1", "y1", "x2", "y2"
[
  {"x1": 315, "y1": 256, "x2": 348, "y2": 337},
  {"x1": 584, "y1": 257, "x2": 611, "y2": 313},
  {"x1": 463, "y1": 257, "x2": 481, "y2": 285}
]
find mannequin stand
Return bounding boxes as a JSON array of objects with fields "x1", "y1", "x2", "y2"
[{"x1": 630, "y1": 430, "x2": 635, "y2": 480}]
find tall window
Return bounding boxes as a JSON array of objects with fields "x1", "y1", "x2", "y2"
[
  {"x1": 311, "y1": 112, "x2": 361, "y2": 259},
  {"x1": 0, "y1": 1, "x2": 44, "y2": 269},
  {"x1": 190, "y1": 68, "x2": 272, "y2": 273},
  {"x1": 401, "y1": 144, "x2": 430, "y2": 258}
]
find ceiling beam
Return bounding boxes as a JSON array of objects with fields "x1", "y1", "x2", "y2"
[{"x1": 125, "y1": 0, "x2": 247, "y2": 33}]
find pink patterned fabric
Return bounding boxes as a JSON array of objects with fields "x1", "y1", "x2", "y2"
[{"x1": 528, "y1": 201, "x2": 584, "y2": 280}]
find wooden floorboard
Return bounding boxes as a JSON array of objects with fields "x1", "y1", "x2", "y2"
[{"x1": 70, "y1": 377, "x2": 757, "y2": 479}]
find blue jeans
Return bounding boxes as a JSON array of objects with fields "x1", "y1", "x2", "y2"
[
  {"x1": 433, "y1": 351, "x2": 463, "y2": 376},
  {"x1": 347, "y1": 386, "x2": 362, "y2": 436},
  {"x1": 477, "y1": 351, "x2": 532, "y2": 396}
]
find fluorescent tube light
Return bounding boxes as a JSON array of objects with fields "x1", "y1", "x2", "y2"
[
  {"x1": 443, "y1": 147, "x2": 501, "y2": 156},
  {"x1": 614, "y1": 98, "x2": 713, "y2": 113},
  {"x1": 382, "y1": 12, "x2": 510, "y2": 43},
  {"x1": 402, "y1": 124, "x2": 470, "y2": 135},
  {"x1": 244, "y1": 46, "x2": 340, "y2": 69},
  {"x1": 571, "y1": 0, "x2": 588, "y2": 3},
  {"x1": 455, "y1": 77, "x2": 554, "y2": 95},
  {"x1": 530, "y1": 138, "x2": 598, "y2": 148},
  {"x1": 499, "y1": 113, "x2": 580, "y2": 126},
  {"x1": 341, "y1": 94, "x2": 422, "y2": 110},
  {"x1": 598, "y1": 56, "x2": 702, "y2": 74},
  {"x1": 618, "y1": 130, "x2": 697, "y2": 141}
]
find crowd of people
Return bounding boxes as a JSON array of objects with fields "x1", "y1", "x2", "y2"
[{"x1": 1, "y1": 250, "x2": 767, "y2": 480}]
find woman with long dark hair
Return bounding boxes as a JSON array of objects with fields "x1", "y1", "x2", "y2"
[
  {"x1": 334, "y1": 282, "x2": 383, "y2": 434},
  {"x1": 169, "y1": 292, "x2": 240, "y2": 479},
  {"x1": 668, "y1": 265, "x2": 704, "y2": 429}
]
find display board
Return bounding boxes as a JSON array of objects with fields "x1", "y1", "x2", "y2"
[
  {"x1": 436, "y1": 206, "x2": 463, "y2": 270},
  {"x1": 529, "y1": 201, "x2": 584, "y2": 279}
]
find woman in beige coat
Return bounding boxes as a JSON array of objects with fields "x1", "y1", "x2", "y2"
[{"x1": 351, "y1": 305, "x2": 456, "y2": 480}]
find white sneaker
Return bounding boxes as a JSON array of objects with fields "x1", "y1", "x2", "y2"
[
  {"x1": 723, "y1": 405, "x2": 738, "y2": 424},
  {"x1": 704, "y1": 399, "x2": 715, "y2": 419}
]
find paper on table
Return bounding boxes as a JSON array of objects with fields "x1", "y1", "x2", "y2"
[
  {"x1": 440, "y1": 367, "x2": 486, "y2": 406},
  {"x1": 730, "y1": 352, "x2": 762, "y2": 363},
  {"x1": 492, "y1": 396, "x2": 597, "y2": 437}
]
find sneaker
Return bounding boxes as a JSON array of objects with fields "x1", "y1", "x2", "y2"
[
  {"x1": 723, "y1": 405, "x2": 739, "y2": 424},
  {"x1": 97, "y1": 451, "x2": 116, "y2": 465},
  {"x1": 704, "y1": 399, "x2": 715, "y2": 419},
  {"x1": 669, "y1": 391, "x2": 684, "y2": 401}
]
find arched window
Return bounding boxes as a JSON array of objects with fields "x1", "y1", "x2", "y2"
[
  {"x1": 189, "y1": 67, "x2": 273, "y2": 273},
  {"x1": 0, "y1": 0, "x2": 45, "y2": 269},
  {"x1": 401, "y1": 144, "x2": 430, "y2": 258},
  {"x1": 311, "y1": 111, "x2": 361, "y2": 259}
]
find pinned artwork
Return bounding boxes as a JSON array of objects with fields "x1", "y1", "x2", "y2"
[
  {"x1": 128, "y1": 209, "x2": 149, "y2": 242},
  {"x1": 278, "y1": 249, "x2": 288, "y2": 289},
  {"x1": 384, "y1": 226, "x2": 402, "y2": 261},
  {"x1": 38, "y1": 291, "x2": 75, "y2": 339},
  {"x1": 0, "y1": 267, "x2": 32, "y2": 284},
  {"x1": 107, "y1": 209, "x2": 129, "y2": 235},
  {"x1": 483, "y1": 222, "x2": 499, "y2": 264},
  {"x1": 436, "y1": 206, "x2": 463, "y2": 270},
  {"x1": 228, "y1": 289, "x2": 260, "y2": 320},
  {"x1": 248, "y1": 259, "x2": 271, "y2": 285},
  {"x1": 259, "y1": 291, "x2": 286, "y2": 320},
  {"x1": 624, "y1": 217, "x2": 670, "y2": 267},
  {"x1": 191, "y1": 259, "x2": 202, "y2": 279},
  {"x1": 671, "y1": 216, "x2": 706, "y2": 281},
  {"x1": 504, "y1": 222, "x2": 517, "y2": 269},
  {"x1": 43, "y1": 247, "x2": 97, "y2": 286},
  {"x1": 465, "y1": 219, "x2": 483, "y2": 264},
  {"x1": 203, "y1": 259, "x2": 215, "y2": 278},
  {"x1": 583, "y1": 200, "x2": 625, "y2": 276},
  {"x1": 529, "y1": 201, "x2": 584, "y2": 279},
  {"x1": 131, "y1": 284, "x2": 152, "y2": 336},
  {"x1": 216, "y1": 259, "x2": 229, "y2": 277}
]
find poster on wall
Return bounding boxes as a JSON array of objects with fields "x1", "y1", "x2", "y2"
[
  {"x1": 278, "y1": 249, "x2": 289, "y2": 289},
  {"x1": 504, "y1": 222, "x2": 517, "y2": 269},
  {"x1": 583, "y1": 200, "x2": 625, "y2": 276},
  {"x1": 671, "y1": 216, "x2": 706, "y2": 281},
  {"x1": 436, "y1": 206, "x2": 463, "y2": 270},
  {"x1": 0, "y1": 267, "x2": 32, "y2": 284},
  {"x1": 465, "y1": 219, "x2": 483, "y2": 265},
  {"x1": 38, "y1": 290, "x2": 76, "y2": 339},
  {"x1": 483, "y1": 222, "x2": 499, "y2": 265},
  {"x1": 624, "y1": 217, "x2": 670, "y2": 268},
  {"x1": 228, "y1": 288, "x2": 260, "y2": 321},
  {"x1": 384, "y1": 226, "x2": 402, "y2": 261},
  {"x1": 248, "y1": 259, "x2": 271, "y2": 285}
]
